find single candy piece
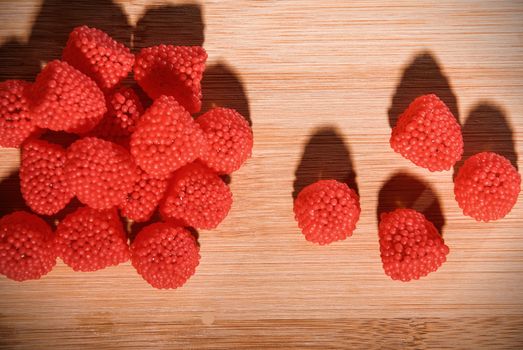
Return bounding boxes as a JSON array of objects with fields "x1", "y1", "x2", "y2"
[
  {"x1": 0, "y1": 211, "x2": 56, "y2": 281},
  {"x1": 0, "y1": 80, "x2": 37, "y2": 148},
  {"x1": 134, "y1": 45, "x2": 207, "y2": 113},
  {"x1": 65, "y1": 137, "x2": 138, "y2": 209},
  {"x1": 131, "y1": 222, "x2": 200, "y2": 289},
  {"x1": 130, "y1": 95, "x2": 206, "y2": 178},
  {"x1": 30, "y1": 60, "x2": 106, "y2": 133},
  {"x1": 390, "y1": 94, "x2": 463, "y2": 172},
  {"x1": 196, "y1": 107, "x2": 253, "y2": 174},
  {"x1": 62, "y1": 25, "x2": 134, "y2": 91},
  {"x1": 379, "y1": 208, "x2": 449, "y2": 282},
  {"x1": 293, "y1": 179, "x2": 360, "y2": 245},
  {"x1": 88, "y1": 87, "x2": 144, "y2": 146},
  {"x1": 55, "y1": 206, "x2": 129, "y2": 272},
  {"x1": 20, "y1": 139, "x2": 73, "y2": 215},
  {"x1": 119, "y1": 167, "x2": 169, "y2": 222},
  {"x1": 454, "y1": 152, "x2": 521, "y2": 222},
  {"x1": 160, "y1": 162, "x2": 232, "y2": 229}
]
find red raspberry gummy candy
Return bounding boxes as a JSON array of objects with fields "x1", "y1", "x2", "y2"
[
  {"x1": 130, "y1": 95, "x2": 206, "y2": 178},
  {"x1": 454, "y1": 152, "x2": 521, "y2": 222},
  {"x1": 390, "y1": 94, "x2": 463, "y2": 171},
  {"x1": 293, "y1": 179, "x2": 360, "y2": 245},
  {"x1": 119, "y1": 167, "x2": 169, "y2": 222},
  {"x1": 134, "y1": 45, "x2": 207, "y2": 113},
  {"x1": 379, "y1": 208, "x2": 449, "y2": 282},
  {"x1": 0, "y1": 80, "x2": 36, "y2": 148},
  {"x1": 0, "y1": 211, "x2": 56, "y2": 281},
  {"x1": 131, "y1": 222, "x2": 200, "y2": 289},
  {"x1": 55, "y1": 207, "x2": 129, "y2": 272},
  {"x1": 30, "y1": 60, "x2": 106, "y2": 133},
  {"x1": 160, "y1": 162, "x2": 232, "y2": 229},
  {"x1": 63, "y1": 25, "x2": 134, "y2": 91},
  {"x1": 196, "y1": 107, "x2": 253, "y2": 174},
  {"x1": 20, "y1": 139, "x2": 73, "y2": 215},
  {"x1": 65, "y1": 137, "x2": 138, "y2": 209},
  {"x1": 89, "y1": 87, "x2": 144, "y2": 146}
]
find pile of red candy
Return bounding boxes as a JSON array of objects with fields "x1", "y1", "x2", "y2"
[
  {"x1": 294, "y1": 94, "x2": 521, "y2": 282},
  {"x1": 1, "y1": 25, "x2": 520, "y2": 288},
  {"x1": 0, "y1": 26, "x2": 253, "y2": 289}
]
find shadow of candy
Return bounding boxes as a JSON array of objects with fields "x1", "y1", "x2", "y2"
[
  {"x1": 0, "y1": 0, "x2": 131, "y2": 81},
  {"x1": 293, "y1": 126, "x2": 358, "y2": 201},
  {"x1": 377, "y1": 171, "x2": 445, "y2": 235},
  {"x1": 454, "y1": 102, "x2": 518, "y2": 179},
  {"x1": 388, "y1": 51, "x2": 459, "y2": 129}
]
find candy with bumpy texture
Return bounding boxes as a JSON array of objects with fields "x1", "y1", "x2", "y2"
[
  {"x1": 293, "y1": 179, "x2": 360, "y2": 245},
  {"x1": 65, "y1": 137, "x2": 138, "y2": 209},
  {"x1": 88, "y1": 87, "x2": 144, "y2": 146},
  {"x1": 30, "y1": 60, "x2": 106, "y2": 133},
  {"x1": 131, "y1": 222, "x2": 200, "y2": 289},
  {"x1": 134, "y1": 45, "x2": 207, "y2": 113},
  {"x1": 119, "y1": 167, "x2": 169, "y2": 222},
  {"x1": 379, "y1": 208, "x2": 449, "y2": 282},
  {"x1": 390, "y1": 94, "x2": 463, "y2": 172},
  {"x1": 55, "y1": 207, "x2": 129, "y2": 272},
  {"x1": 454, "y1": 152, "x2": 521, "y2": 222},
  {"x1": 0, "y1": 211, "x2": 56, "y2": 281},
  {"x1": 160, "y1": 162, "x2": 232, "y2": 229},
  {"x1": 130, "y1": 95, "x2": 206, "y2": 178},
  {"x1": 196, "y1": 107, "x2": 253, "y2": 174},
  {"x1": 20, "y1": 139, "x2": 73, "y2": 215},
  {"x1": 0, "y1": 80, "x2": 37, "y2": 148},
  {"x1": 62, "y1": 25, "x2": 134, "y2": 91}
]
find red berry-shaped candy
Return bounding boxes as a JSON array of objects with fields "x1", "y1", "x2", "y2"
[
  {"x1": 65, "y1": 137, "x2": 138, "y2": 209},
  {"x1": 196, "y1": 107, "x2": 253, "y2": 174},
  {"x1": 62, "y1": 25, "x2": 134, "y2": 91},
  {"x1": 0, "y1": 211, "x2": 56, "y2": 281},
  {"x1": 131, "y1": 222, "x2": 200, "y2": 289},
  {"x1": 454, "y1": 152, "x2": 521, "y2": 222},
  {"x1": 293, "y1": 179, "x2": 360, "y2": 245},
  {"x1": 119, "y1": 167, "x2": 169, "y2": 222},
  {"x1": 130, "y1": 95, "x2": 206, "y2": 178},
  {"x1": 390, "y1": 94, "x2": 463, "y2": 171},
  {"x1": 379, "y1": 208, "x2": 449, "y2": 282},
  {"x1": 134, "y1": 45, "x2": 207, "y2": 113},
  {"x1": 55, "y1": 207, "x2": 129, "y2": 272},
  {"x1": 30, "y1": 60, "x2": 106, "y2": 133},
  {"x1": 0, "y1": 80, "x2": 36, "y2": 148},
  {"x1": 89, "y1": 87, "x2": 144, "y2": 146},
  {"x1": 20, "y1": 139, "x2": 73, "y2": 215},
  {"x1": 160, "y1": 162, "x2": 232, "y2": 229}
]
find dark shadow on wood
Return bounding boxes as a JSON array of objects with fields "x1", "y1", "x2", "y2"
[
  {"x1": 0, "y1": 170, "x2": 80, "y2": 228},
  {"x1": 128, "y1": 213, "x2": 200, "y2": 247},
  {"x1": 220, "y1": 174, "x2": 231, "y2": 185},
  {"x1": 388, "y1": 51, "x2": 459, "y2": 129},
  {"x1": 27, "y1": 0, "x2": 131, "y2": 63},
  {"x1": 0, "y1": 171, "x2": 28, "y2": 218},
  {"x1": 293, "y1": 126, "x2": 358, "y2": 200},
  {"x1": 200, "y1": 62, "x2": 251, "y2": 126},
  {"x1": 0, "y1": 0, "x2": 131, "y2": 79},
  {"x1": 51, "y1": 197, "x2": 82, "y2": 225},
  {"x1": 127, "y1": 211, "x2": 163, "y2": 244},
  {"x1": 0, "y1": 39, "x2": 40, "y2": 81},
  {"x1": 377, "y1": 171, "x2": 445, "y2": 235},
  {"x1": 185, "y1": 226, "x2": 200, "y2": 247},
  {"x1": 133, "y1": 4, "x2": 204, "y2": 51},
  {"x1": 454, "y1": 102, "x2": 518, "y2": 178}
]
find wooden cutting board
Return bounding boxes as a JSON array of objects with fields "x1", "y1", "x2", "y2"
[{"x1": 1, "y1": 1, "x2": 522, "y2": 348}]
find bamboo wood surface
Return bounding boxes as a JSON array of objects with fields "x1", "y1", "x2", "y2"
[{"x1": 1, "y1": 0, "x2": 523, "y2": 349}]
